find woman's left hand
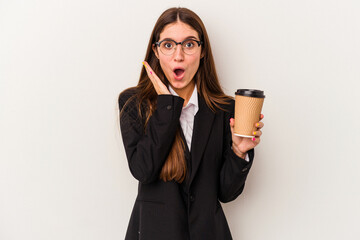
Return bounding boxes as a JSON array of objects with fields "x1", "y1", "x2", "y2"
[{"x1": 230, "y1": 114, "x2": 264, "y2": 159}]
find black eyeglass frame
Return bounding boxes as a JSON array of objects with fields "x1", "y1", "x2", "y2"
[{"x1": 154, "y1": 38, "x2": 203, "y2": 55}]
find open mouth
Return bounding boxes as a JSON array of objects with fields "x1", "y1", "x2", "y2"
[{"x1": 173, "y1": 67, "x2": 185, "y2": 80}]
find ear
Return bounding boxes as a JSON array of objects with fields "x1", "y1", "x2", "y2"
[{"x1": 152, "y1": 44, "x2": 159, "y2": 59}]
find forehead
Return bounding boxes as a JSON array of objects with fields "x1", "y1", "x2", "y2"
[{"x1": 159, "y1": 21, "x2": 199, "y2": 41}]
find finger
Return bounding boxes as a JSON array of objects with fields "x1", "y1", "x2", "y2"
[
  {"x1": 142, "y1": 61, "x2": 170, "y2": 95},
  {"x1": 229, "y1": 118, "x2": 235, "y2": 135},
  {"x1": 229, "y1": 118, "x2": 235, "y2": 128},
  {"x1": 252, "y1": 136, "x2": 261, "y2": 145},
  {"x1": 260, "y1": 114, "x2": 264, "y2": 120},
  {"x1": 142, "y1": 61, "x2": 155, "y2": 76},
  {"x1": 230, "y1": 118, "x2": 244, "y2": 146},
  {"x1": 142, "y1": 61, "x2": 156, "y2": 84},
  {"x1": 143, "y1": 61, "x2": 163, "y2": 85},
  {"x1": 251, "y1": 134, "x2": 261, "y2": 142},
  {"x1": 142, "y1": 61, "x2": 155, "y2": 82},
  {"x1": 255, "y1": 122, "x2": 264, "y2": 129},
  {"x1": 252, "y1": 130, "x2": 262, "y2": 137},
  {"x1": 142, "y1": 61, "x2": 163, "y2": 94}
]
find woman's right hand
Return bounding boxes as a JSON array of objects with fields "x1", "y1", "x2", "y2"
[{"x1": 142, "y1": 61, "x2": 170, "y2": 95}]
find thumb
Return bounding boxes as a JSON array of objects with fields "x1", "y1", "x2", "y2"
[
  {"x1": 229, "y1": 118, "x2": 235, "y2": 136},
  {"x1": 229, "y1": 118, "x2": 235, "y2": 128}
]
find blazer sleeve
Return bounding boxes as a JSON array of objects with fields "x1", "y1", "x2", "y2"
[
  {"x1": 218, "y1": 100, "x2": 255, "y2": 203},
  {"x1": 119, "y1": 92, "x2": 184, "y2": 184}
]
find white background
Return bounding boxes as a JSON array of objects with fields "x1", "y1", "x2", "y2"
[{"x1": 1, "y1": 0, "x2": 359, "y2": 239}]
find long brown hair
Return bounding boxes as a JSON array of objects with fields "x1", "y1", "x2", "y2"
[{"x1": 119, "y1": 7, "x2": 231, "y2": 183}]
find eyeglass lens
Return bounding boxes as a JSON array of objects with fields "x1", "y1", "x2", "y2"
[{"x1": 159, "y1": 39, "x2": 199, "y2": 55}]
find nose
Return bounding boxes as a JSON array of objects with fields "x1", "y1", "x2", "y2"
[{"x1": 173, "y1": 44, "x2": 184, "y2": 62}]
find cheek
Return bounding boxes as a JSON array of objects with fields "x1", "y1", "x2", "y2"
[
  {"x1": 158, "y1": 59, "x2": 173, "y2": 81},
  {"x1": 189, "y1": 57, "x2": 201, "y2": 73},
  {"x1": 159, "y1": 58, "x2": 172, "y2": 71}
]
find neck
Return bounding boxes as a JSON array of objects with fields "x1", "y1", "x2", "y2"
[{"x1": 172, "y1": 82, "x2": 195, "y2": 106}]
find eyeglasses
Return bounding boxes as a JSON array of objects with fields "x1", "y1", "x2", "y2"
[{"x1": 154, "y1": 38, "x2": 203, "y2": 56}]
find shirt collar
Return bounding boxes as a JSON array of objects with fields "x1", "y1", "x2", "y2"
[{"x1": 168, "y1": 84, "x2": 198, "y2": 110}]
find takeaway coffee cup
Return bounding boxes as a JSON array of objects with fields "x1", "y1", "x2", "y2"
[{"x1": 234, "y1": 89, "x2": 265, "y2": 138}]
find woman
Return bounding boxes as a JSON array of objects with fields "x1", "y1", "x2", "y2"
[{"x1": 118, "y1": 7, "x2": 264, "y2": 240}]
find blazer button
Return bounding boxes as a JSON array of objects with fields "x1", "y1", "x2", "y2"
[
  {"x1": 190, "y1": 195, "x2": 195, "y2": 202},
  {"x1": 166, "y1": 105, "x2": 172, "y2": 110}
]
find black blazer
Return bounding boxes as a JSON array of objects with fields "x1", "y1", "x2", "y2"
[{"x1": 119, "y1": 89, "x2": 254, "y2": 240}]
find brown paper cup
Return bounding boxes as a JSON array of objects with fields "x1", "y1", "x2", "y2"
[{"x1": 234, "y1": 89, "x2": 265, "y2": 138}]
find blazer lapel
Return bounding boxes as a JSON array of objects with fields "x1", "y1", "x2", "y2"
[{"x1": 189, "y1": 94, "x2": 215, "y2": 186}]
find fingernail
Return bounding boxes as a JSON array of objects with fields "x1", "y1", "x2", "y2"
[
  {"x1": 256, "y1": 123, "x2": 260, "y2": 127},
  {"x1": 150, "y1": 71, "x2": 153, "y2": 74},
  {"x1": 142, "y1": 61, "x2": 147, "y2": 68},
  {"x1": 252, "y1": 138, "x2": 256, "y2": 141},
  {"x1": 261, "y1": 114, "x2": 264, "y2": 118},
  {"x1": 253, "y1": 131, "x2": 256, "y2": 135}
]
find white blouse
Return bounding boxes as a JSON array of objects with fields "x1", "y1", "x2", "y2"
[{"x1": 169, "y1": 85, "x2": 249, "y2": 161}]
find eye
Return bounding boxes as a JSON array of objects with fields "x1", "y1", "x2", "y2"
[
  {"x1": 162, "y1": 41, "x2": 173, "y2": 49},
  {"x1": 183, "y1": 40, "x2": 195, "y2": 48}
]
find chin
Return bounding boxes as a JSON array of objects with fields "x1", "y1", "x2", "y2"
[
  {"x1": 170, "y1": 82, "x2": 184, "y2": 89},
  {"x1": 169, "y1": 81, "x2": 189, "y2": 90}
]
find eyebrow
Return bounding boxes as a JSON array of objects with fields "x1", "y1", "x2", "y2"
[{"x1": 159, "y1": 36, "x2": 199, "y2": 42}]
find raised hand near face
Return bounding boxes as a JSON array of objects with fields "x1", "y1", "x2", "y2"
[{"x1": 142, "y1": 61, "x2": 170, "y2": 95}]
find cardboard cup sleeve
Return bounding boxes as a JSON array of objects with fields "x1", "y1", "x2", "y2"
[{"x1": 234, "y1": 89, "x2": 265, "y2": 138}]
